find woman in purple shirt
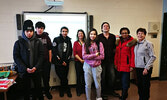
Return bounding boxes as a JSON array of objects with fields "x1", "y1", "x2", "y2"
[{"x1": 82, "y1": 28, "x2": 104, "y2": 100}]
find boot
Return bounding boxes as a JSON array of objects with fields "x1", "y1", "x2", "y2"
[
  {"x1": 59, "y1": 87, "x2": 64, "y2": 97},
  {"x1": 120, "y1": 89, "x2": 128, "y2": 100}
]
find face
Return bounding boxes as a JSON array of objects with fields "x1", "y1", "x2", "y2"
[
  {"x1": 25, "y1": 30, "x2": 34, "y2": 38},
  {"x1": 137, "y1": 31, "x2": 146, "y2": 41},
  {"x1": 78, "y1": 31, "x2": 84, "y2": 40},
  {"x1": 90, "y1": 31, "x2": 97, "y2": 41},
  {"x1": 36, "y1": 27, "x2": 44, "y2": 35},
  {"x1": 121, "y1": 30, "x2": 129, "y2": 39},
  {"x1": 102, "y1": 23, "x2": 110, "y2": 33},
  {"x1": 61, "y1": 29, "x2": 68, "y2": 38}
]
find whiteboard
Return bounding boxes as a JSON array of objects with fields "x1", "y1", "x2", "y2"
[{"x1": 23, "y1": 12, "x2": 88, "y2": 45}]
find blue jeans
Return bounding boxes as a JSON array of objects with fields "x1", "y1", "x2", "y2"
[{"x1": 83, "y1": 62, "x2": 102, "y2": 100}]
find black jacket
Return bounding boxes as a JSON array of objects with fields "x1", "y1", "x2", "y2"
[
  {"x1": 13, "y1": 37, "x2": 44, "y2": 74},
  {"x1": 35, "y1": 32, "x2": 52, "y2": 61},
  {"x1": 98, "y1": 33, "x2": 116, "y2": 62},
  {"x1": 52, "y1": 34, "x2": 72, "y2": 65}
]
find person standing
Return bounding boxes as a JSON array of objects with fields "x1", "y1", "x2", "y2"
[
  {"x1": 114, "y1": 27, "x2": 136, "y2": 100},
  {"x1": 82, "y1": 28, "x2": 104, "y2": 100},
  {"x1": 52, "y1": 26, "x2": 72, "y2": 97},
  {"x1": 134, "y1": 28, "x2": 156, "y2": 100},
  {"x1": 13, "y1": 20, "x2": 44, "y2": 100},
  {"x1": 35, "y1": 21, "x2": 53, "y2": 99},
  {"x1": 98, "y1": 22, "x2": 120, "y2": 99},
  {"x1": 73, "y1": 29, "x2": 86, "y2": 96}
]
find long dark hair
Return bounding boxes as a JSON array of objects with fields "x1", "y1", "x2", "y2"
[
  {"x1": 85, "y1": 28, "x2": 100, "y2": 54},
  {"x1": 76, "y1": 29, "x2": 86, "y2": 42}
]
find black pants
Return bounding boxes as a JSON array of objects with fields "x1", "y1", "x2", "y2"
[
  {"x1": 22, "y1": 72, "x2": 43, "y2": 100},
  {"x1": 55, "y1": 64, "x2": 70, "y2": 93},
  {"x1": 42, "y1": 61, "x2": 51, "y2": 93},
  {"x1": 75, "y1": 61, "x2": 85, "y2": 94},
  {"x1": 101, "y1": 61, "x2": 116, "y2": 94},
  {"x1": 136, "y1": 68, "x2": 152, "y2": 100}
]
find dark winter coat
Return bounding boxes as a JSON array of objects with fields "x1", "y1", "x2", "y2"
[
  {"x1": 52, "y1": 34, "x2": 72, "y2": 65},
  {"x1": 13, "y1": 33, "x2": 44, "y2": 74}
]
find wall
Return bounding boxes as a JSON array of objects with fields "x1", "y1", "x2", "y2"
[{"x1": 0, "y1": 0, "x2": 163, "y2": 85}]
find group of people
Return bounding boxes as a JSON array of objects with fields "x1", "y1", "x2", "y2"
[{"x1": 13, "y1": 20, "x2": 156, "y2": 100}]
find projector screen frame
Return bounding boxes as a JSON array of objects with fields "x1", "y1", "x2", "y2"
[{"x1": 22, "y1": 11, "x2": 89, "y2": 47}]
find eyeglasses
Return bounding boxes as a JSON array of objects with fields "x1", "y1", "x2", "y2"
[{"x1": 121, "y1": 32, "x2": 128, "y2": 35}]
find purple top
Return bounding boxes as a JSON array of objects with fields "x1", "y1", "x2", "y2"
[{"x1": 82, "y1": 42, "x2": 104, "y2": 67}]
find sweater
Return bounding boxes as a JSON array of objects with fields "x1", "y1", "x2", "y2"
[{"x1": 82, "y1": 42, "x2": 104, "y2": 67}]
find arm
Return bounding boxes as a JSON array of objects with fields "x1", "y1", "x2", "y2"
[
  {"x1": 13, "y1": 41, "x2": 27, "y2": 73},
  {"x1": 130, "y1": 45, "x2": 135, "y2": 68},
  {"x1": 73, "y1": 42, "x2": 84, "y2": 63},
  {"x1": 145, "y1": 43, "x2": 156, "y2": 70},
  {"x1": 94, "y1": 42, "x2": 104, "y2": 60},
  {"x1": 49, "y1": 50, "x2": 52, "y2": 63},
  {"x1": 34, "y1": 40, "x2": 44, "y2": 70},
  {"x1": 47, "y1": 34, "x2": 52, "y2": 63},
  {"x1": 82, "y1": 44, "x2": 97, "y2": 60},
  {"x1": 52, "y1": 38, "x2": 61, "y2": 64}
]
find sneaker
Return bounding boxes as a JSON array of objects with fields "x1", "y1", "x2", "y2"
[
  {"x1": 96, "y1": 97, "x2": 102, "y2": 100},
  {"x1": 102, "y1": 95, "x2": 108, "y2": 100}
]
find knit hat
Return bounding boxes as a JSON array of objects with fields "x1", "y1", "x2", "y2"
[
  {"x1": 35, "y1": 21, "x2": 45, "y2": 29},
  {"x1": 23, "y1": 20, "x2": 34, "y2": 32}
]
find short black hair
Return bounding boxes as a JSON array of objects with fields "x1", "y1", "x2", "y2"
[
  {"x1": 136, "y1": 28, "x2": 147, "y2": 35},
  {"x1": 101, "y1": 22, "x2": 110, "y2": 32},
  {"x1": 120, "y1": 27, "x2": 130, "y2": 34},
  {"x1": 60, "y1": 26, "x2": 69, "y2": 33},
  {"x1": 35, "y1": 21, "x2": 45, "y2": 29}
]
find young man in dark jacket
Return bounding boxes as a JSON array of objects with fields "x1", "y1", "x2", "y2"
[
  {"x1": 13, "y1": 20, "x2": 44, "y2": 100},
  {"x1": 52, "y1": 26, "x2": 72, "y2": 97},
  {"x1": 35, "y1": 21, "x2": 53, "y2": 99}
]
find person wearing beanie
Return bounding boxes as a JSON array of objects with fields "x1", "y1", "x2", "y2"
[
  {"x1": 35, "y1": 21, "x2": 53, "y2": 99},
  {"x1": 13, "y1": 20, "x2": 44, "y2": 100}
]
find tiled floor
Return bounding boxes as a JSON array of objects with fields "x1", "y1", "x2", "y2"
[{"x1": 45, "y1": 80, "x2": 167, "y2": 100}]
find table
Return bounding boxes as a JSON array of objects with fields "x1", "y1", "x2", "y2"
[{"x1": 0, "y1": 74, "x2": 18, "y2": 100}]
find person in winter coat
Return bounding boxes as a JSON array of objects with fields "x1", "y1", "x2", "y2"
[
  {"x1": 52, "y1": 26, "x2": 72, "y2": 97},
  {"x1": 82, "y1": 28, "x2": 104, "y2": 100},
  {"x1": 35, "y1": 21, "x2": 53, "y2": 99},
  {"x1": 134, "y1": 28, "x2": 156, "y2": 100},
  {"x1": 114, "y1": 27, "x2": 136, "y2": 100},
  {"x1": 13, "y1": 20, "x2": 44, "y2": 100}
]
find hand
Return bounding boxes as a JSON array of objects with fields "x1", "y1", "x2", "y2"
[
  {"x1": 27, "y1": 68, "x2": 32, "y2": 73},
  {"x1": 80, "y1": 60, "x2": 84, "y2": 64},
  {"x1": 143, "y1": 68, "x2": 148, "y2": 75},
  {"x1": 62, "y1": 61, "x2": 67, "y2": 66},
  {"x1": 130, "y1": 67, "x2": 134, "y2": 72},
  {"x1": 31, "y1": 67, "x2": 36, "y2": 73}
]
